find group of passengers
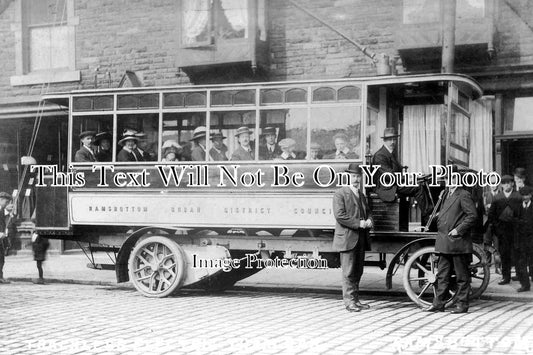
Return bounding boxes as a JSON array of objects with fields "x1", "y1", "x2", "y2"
[{"x1": 74, "y1": 126, "x2": 360, "y2": 163}]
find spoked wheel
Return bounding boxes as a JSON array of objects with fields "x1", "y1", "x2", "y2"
[
  {"x1": 128, "y1": 236, "x2": 186, "y2": 298},
  {"x1": 403, "y1": 246, "x2": 448, "y2": 307}
]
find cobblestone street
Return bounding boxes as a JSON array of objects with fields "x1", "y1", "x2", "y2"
[{"x1": 1, "y1": 282, "x2": 532, "y2": 355}]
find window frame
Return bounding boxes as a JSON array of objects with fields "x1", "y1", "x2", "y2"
[{"x1": 10, "y1": 0, "x2": 80, "y2": 86}]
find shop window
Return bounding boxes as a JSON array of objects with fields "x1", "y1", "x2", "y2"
[
  {"x1": 10, "y1": 0, "x2": 79, "y2": 86},
  {"x1": 512, "y1": 97, "x2": 533, "y2": 131}
]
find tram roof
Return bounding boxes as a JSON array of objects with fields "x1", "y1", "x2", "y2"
[{"x1": 43, "y1": 73, "x2": 482, "y2": 107}]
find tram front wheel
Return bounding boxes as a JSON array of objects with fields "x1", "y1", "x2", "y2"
[{"x1": 128, "y1": 236, "x2": 186, "y2": 298}]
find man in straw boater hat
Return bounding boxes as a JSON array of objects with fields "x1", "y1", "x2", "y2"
[
  {"x1": 259, "y1": 126, "x2": 281, "y2": 160},
  {"x1": 332, "y1": 163, "x2": 373, "y2": 312},
  {"x1": 231, "y1": 126, "x2": 254, "y2": 161},
  {"x1": 425, "y1": 165, "x2": 477, "y2": 314},
  {"x1": 372, "y1": 127, "x2": 432, "y2": 221},
  {"x1": 209, "y1": 131, "x2": 228, "y2": 161},
  {"x1": 74, "y1": 130, "x2": 97, "y2": 162},
  {"x1": 94, "y1": 131, "x2": 112, "y2": 162},
  {"x1": 190, "y1": 126, "x2": 207, "y2": 161},
  {"x1": 116, "y1": 129, "x2": 143, "y2": 162}
]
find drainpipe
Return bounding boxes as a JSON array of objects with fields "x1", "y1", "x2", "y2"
[{"x1": 441, "y1": 0, "x2": 456, "y2": 73}]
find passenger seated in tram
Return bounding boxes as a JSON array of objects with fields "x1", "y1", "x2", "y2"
[
  {"x1": 74, "y1": 131, "x2": 97, "y2": 162},
  {"x1": 276, "y1": 138, "x2": 297, "y2": 160},
  {"x1": 134, "y1": 131, "x2": 156, "y2": 161},
  {"x1": 323, "y1": 133, "x2": 358, "y2": 160},
  {"x1": 161, "y1": 140, "x2": 183, "y2": 162},
  {"x1": 259, "y1": 127, "x2": 281, "y2": 160},
  {"x1": 190, "y1": 127, "x2": 207, "y2": 161},
  {"x1": 94, "y1": 131, "x2": 112, "y2": 162},
  {"x1": 372, "y1": 127, "x2": 432, "y2": 219},
  {"x1": 309, "y1": 142, "x2": 322, "y2": 160},
  {"x1": 209, "y1": 131, "x2": 228, "y2": 161},
  {"x1": 117, "y1": 131, "x2": 144, "y2": 162},
  {"x1": 231, "y1": 126, "x2": 254, "y2": 161}
]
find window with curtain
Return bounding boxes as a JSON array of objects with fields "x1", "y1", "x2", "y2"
[
  {"x1": 24, "y1": 0, "x2": 69, "y2": 71},
  {"x1": 182, "y1": 0, "x2": 258, "y2": 47}
]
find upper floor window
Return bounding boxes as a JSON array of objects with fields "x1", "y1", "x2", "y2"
[
  {"x1": 10, "y1": 0, "x2": 79, "y2": 86},
  {"x1": 181, "y1": 0, "x2": 266, "y2": 47},
  {"x1": 403, "y1": 0, "x2": 485, "y2": 24}
]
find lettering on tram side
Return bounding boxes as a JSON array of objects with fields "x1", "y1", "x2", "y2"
[
  {"x1": 32, "y1": 164, "x2": 502, "y2": 189},
  {"x1": 192, "y1": 253, "x2": 328, "y2": 272}
]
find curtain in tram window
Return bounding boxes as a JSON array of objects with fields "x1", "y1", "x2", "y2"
[
  {"x1": 182, "y1": 0, "x2": 210, "y2": 45},
  {"x1": 469, "y1": 98, "x2": 493, "y2": 172},
  {"x1": 402, "y1": 105, "x2": 443, "y2": 174}
]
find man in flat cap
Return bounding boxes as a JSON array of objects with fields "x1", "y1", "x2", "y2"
[
  {"x1": 425, "y1": 167, "x2": 477, "y2": 314},
  {"x1": 190, "y1": 127, "x2": 207, "y2": 161},
  {"x1": 231, "y1": 127, "x2": 255, "y2": 161},
  {"x1": 515, "y1": 186, "x2": 533, "y2": 292},
  {"x1": 372, "y1": 127, "x2": 432, "y2": 221},
  {"x1": 259, "y1": 127, "x2": 281, "y2": 160},
  {"x1": 333, "y1": 163, "x2": 373, "y2": 312},
  {"x1": 488, "y1": 175, "x2": 522, "y2": 285},
  {"x1": 0, "y1": 192, "x2": 14, "y2": 283},
  {"x1": 209, "y1": 132, "x2": 228, "y2": 161},
  {"x1": 74, "y1": 131, "x2": 96, "y2": 162}
]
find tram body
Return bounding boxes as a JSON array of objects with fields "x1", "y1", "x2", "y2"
[{"x1": 33, "y1": 73, "x2": 488, "y2": 301}]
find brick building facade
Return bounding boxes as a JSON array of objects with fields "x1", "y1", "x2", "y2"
[{"x1": 1, "y1": 0, "x2": 533, "y2": 250}]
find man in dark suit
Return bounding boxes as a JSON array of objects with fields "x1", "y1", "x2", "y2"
[
  {"x1": 0, "y1": 192, "x2": 14, "y2": 284},
  {"x1": 514, "y1": 186, "x2": 533, "y2": 292},
  {"x1": 426, "y1": 177, "x2": 477, "y2": 313},
  {"x1": 333, "y1": 163, "x2": 373, "y2": 312},
  {"x1": 209, "y1": 132, "x2": 228, "y2": 161},
  {"x1": 258, "y1": 127, "x2": 281, "y2": 160},
  {"x1": 74, "y1": 131, "x2": 96, "y2": 162},
  {"x1": 488, "y1": 175, "x2": 522, "y2": 284},
  {"x1": 372, "y1": 127, "x2": 431, "y2": 220},
  {"x1": 190, "y1": 127, "x2": 207, "y2": 161}
]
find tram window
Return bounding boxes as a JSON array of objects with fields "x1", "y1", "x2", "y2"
[
  {"x1": 312, "y1": 87, "x2": 335, "y2": 102},
  {"x1": 285, "y1": 88, "x2": 307, "y2": 103},
  {"x1": 162, "y1": 112, "x2": 206, "y2": 162},
  {"x1": 260, "y1": 89, "x2": 283, "y2": 105},
  {"x1": 71, "y1": 115, "x2": 113, "y2": 163},
  {"x1": 211, "y1": 111, "x2": 256, "y2": 161},
  {"x1": 450, "y1": 110, "x2": 470, "y2": 149},
  {"x1": 259, "y1": 109, "x2": 307, "y2": 160},
  {"x1": 310, "y1": 106, "x2": 362, "y2": 160},
  {"x1": 116, "y1": 114, "x2": 159, "y2": 162}
]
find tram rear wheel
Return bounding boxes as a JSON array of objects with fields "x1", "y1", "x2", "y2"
[
  {"x1": 403, "y1": 244, "x2": 490, "y2": 307},
  {"x1": 128, "y1": 236, "x2": 186, "y2": 298}
]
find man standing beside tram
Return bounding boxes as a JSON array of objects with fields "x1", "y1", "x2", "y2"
[
  {"x1": 372, "y1": 127, "x2": 432, "y2": 221},
  {"x1": 332, "y1": 163, "x2": 373, "y2": 312}
]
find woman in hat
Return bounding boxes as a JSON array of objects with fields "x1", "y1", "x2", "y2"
[
  {"x1": 94, "y1": 131, "x2": 112, "y2": 162},
  {"x1": 117, "y1": 132, "x2": 143, "y2": 162},
  {"x1": 209, "y1": 132, "x2": 228, "y2": 161},
  {"x1": 190, "y1": 127, "x2": 207, "y2": 161},
  {"x1": 231, "y1": 126, "x2": 254, "y2": 161},
  {"x1": 161, "y1": 140, "x2": 183, "y2": 162},
  {"x1": 74, "y1": 131, "x2": 97, "y2": 162},
  {"x1": 276, "y1": 138, "x2": 297, "y2": 160}
]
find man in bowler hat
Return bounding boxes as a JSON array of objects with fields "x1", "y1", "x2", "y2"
[
  {"x1": 259, "y1": 127, "x2": 281, "y2": 160},
  {"x1": 74, "y1": 131, "x2": 96, "y2": 162},
  {"x1": 209, "y1": 132, "x2": 228, "y2": 161},
  {"x1": 426, "y1": 170, "x2": 477, "y2": 313},
  {"x1": 332, "y1": 163, "x2": 373, "y2": 312},
  {"x1": 372, "y1": 127, "x2": 432, "y2": 220}
]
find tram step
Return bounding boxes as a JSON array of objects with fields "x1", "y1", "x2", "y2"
[
  {"x1": 87, "y1": 263, "x2": 116, "y2": 270},
  {"x1": 88, "y1": 245, "x2": 120, "y2": 253}
]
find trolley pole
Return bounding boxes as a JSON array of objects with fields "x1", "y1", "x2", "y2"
[{"x1": 441, "y1": 0, "x2": 456, "y2": 73}]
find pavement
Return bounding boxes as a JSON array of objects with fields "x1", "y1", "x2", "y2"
[{"x1": 3, "y1": 251, "x2": 533, "y2": 302}]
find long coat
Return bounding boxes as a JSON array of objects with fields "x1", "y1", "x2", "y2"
[
  {"x1": 332, "y1": 186, "x2": 371, "y2": 252},
  {"x1": 515, "y1": 203, "x2": 533, "y2": 250},
  {"x1": 488, "y1": 190, "x2": 522, "y2": 237},
  {"x1": 372, "y1": 145, "x2": 403, "y2": 202},
  {"x1": 435, "y1": 188, "x2": 478, "y2": 254}
]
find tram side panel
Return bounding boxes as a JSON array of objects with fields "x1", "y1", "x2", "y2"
[{"x1": 35, "y1": 186, "x2": 69, "y2": 231}]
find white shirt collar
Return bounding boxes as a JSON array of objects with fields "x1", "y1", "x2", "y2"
[
  {"x1": 384, "y1": 145, "x2": 394, "y2": 154},
  {"x1": 83, "y1": 145, "x2": 94, "y2": 154},
  {"x1": 524, "y1": 201, "x2": 531, "y2": 208}
]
